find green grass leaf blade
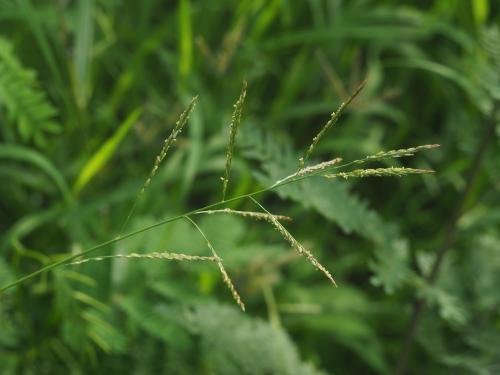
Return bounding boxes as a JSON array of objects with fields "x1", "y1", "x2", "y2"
[
  {"x1": 73, "y1": 108, "x2": 141, "y2": 193},
  {"x1": 73, "y1": 0, "x2": 94, "y2": 109}
]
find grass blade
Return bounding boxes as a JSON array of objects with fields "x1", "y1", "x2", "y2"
[{"x1": 73, "y1": 108, "x2": 142, "y2": 193}]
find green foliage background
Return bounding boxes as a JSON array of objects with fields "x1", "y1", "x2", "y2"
[{"x1": 1, "y1": 0, "x2": 499, "y2": 374}]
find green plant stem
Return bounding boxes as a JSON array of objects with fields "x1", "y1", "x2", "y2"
[{"x1": 394, "y1": 102, "x2": 499, "y2": 375}]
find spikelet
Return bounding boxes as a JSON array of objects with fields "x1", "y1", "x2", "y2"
[
  {"x1": 354, "y1": 144, "x2": 440, "y2": 165},
  {"x1": 142, "y1": 96, "x2": 199, "y2": 194},
  {"x1": 195, "y1": 208, "x2": 291, "y2": 222},
  {"x1": 299, "y1": 80, "x2": 366, "y2": 169},
  {"x1": 69, "y1": 251, "x2": 217, "y2": 265},
  {"x1": 324, "y1": 167, "x2": 434, "y2": 179},
  {"x1": 185, "y1": 216, "x2": 245, "y2": 311},
  {"x1": 221, "y1": 81, "x2": 247, "y2": 201},
  {"x1": 249, "y1": 197, "x2": 337, "y2": 287},
  {"x1": 274, "y1": 157, "x2": 342, "y2": 185},
  {"x1": 120, "y1": 96, "x2": 198, "y2": 233}
]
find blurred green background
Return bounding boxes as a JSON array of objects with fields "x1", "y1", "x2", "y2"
[{"x1": 1, "y1": 0, "x2": 499, "y2": 374}]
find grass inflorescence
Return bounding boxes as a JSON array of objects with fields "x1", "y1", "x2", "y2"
[
  {"x1": 324, "y1": 167, "x2": 434, "y2": 179},
  {"x1": 69, "y1": 252, "x2": 217, "y2": 265},
  {"x1": 195, "y1": 208, "x2": 292, "y2": 222},
  {"x1": 121, "y1": 95, "x2": 198, "y2": 232},
  {"x1": 249, "y1": 196, "x2": 338, "y2": 287},
  {"x1": 184, "y1": 215, "x2": 245, "y2": 311},
  {"x1": 221, "y1": 80, "x2": 247, "y2": 201},
  {"x1": 0, "y1": 81, "x2": 438, "y2": 311},
  {"x1": 299, "y1": 80, "x2": 366, "y2": 169}
]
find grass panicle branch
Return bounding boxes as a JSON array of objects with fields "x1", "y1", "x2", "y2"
[
  {"x1": 142, "y1": 95, "x2": 199, "y2": 194},
  {"x1": 249, "y1": 196, "x2": 337, "y2": 287},
  {"x1": 324, "y1": 167, "x2": 434, "y2": 179},
  {"x1": 184, "y1": 215, "x2": 245, "y2": 311},
  {"x1": 221, "y1": 80, "x2": 247, "y2": 201},
  {"x1": 321, "y1": 144, "x2": 440, "y2": 177},
  {"x1": 354, "y1": 144, "x2": 440, "y2": 165},
  {"x1": 274, "y1": 157, "x2": 342, "y2": 185},
  {"x1": 121, "y1": 95, "x2": 198, "y2": 232},
  {"x1": 299, "y1": 80, "x2": 366, "y2": 169},
  {"x1": 69, "y1": 252, "x2": 217, "y2": 265},
  {"x1": 195, "y1": 208, "x2": 291, "y2": 222}
]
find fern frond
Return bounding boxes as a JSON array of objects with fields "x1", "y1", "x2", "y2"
[{"x1": 0, "y1": 36, "x2": 60, "y2": 147}]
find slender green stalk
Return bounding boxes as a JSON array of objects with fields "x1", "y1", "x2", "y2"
[{"x1": 0, "y1": 144, "x2": 437, "y2": 294}]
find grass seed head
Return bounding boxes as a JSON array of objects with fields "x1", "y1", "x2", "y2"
[
  {"x1": 222, "y1": 80, "x2": 247, "y2": 201},
  {"x1": 299, "y1": 80, "x2": 366, "y2": 169}
]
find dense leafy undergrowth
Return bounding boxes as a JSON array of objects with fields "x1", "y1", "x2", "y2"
[{"x1": 1, "y1": 1, "x2": 499, "y2": 374}]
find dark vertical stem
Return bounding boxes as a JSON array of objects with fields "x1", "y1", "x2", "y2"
[{"x1": 394, "y1": 102, "x2": 499, "y2": 375}]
